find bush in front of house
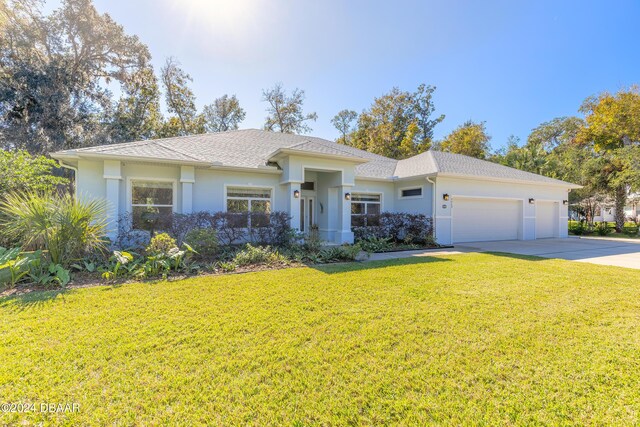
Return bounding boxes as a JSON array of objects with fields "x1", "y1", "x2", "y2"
[
  {"x1": 184, "y1": 228, "x2": 219, "y2": 259},
  {"x1": 595, "y1": 221, "x2": 613, "y2": 236},
  {"x1": 353, "y1": 212, "x2": 435, "y2": 247},
  {"x1": 0, "y1": 191, "x2": 107, "y2": 267}
]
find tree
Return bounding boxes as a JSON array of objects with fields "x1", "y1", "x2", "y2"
[
  {"x1": 0, "y1": 149, "x2": 68, "y2": 196},
  {"x1": 0, "y1": 0, "x2": 151, "y2": 153},
  {"x1": 439, "y1": 120, "x2": 491, "y2": 159},
  {"x1": 202, "y1": 94, "x2": 246, "y2": 132},
  {"x1": 111, "y1": 67, "x2": 163, "y2": 142},
  {"x1": 527, "y1": 116, "x2": 584, "y2": 150},
  {"x1": 160, "y1": 57, "x2": 202, "y2": 136},
  {"x1": 412, "y1": 84, "x2": 445, "y2": 144},
  {"x1": 342, "y1": 84, "x2": 444, "y2": 159},
  {"x1": 576, "y1": 87, "x2": 640, "y2": 231},
  {"x1": 331, "y1": 109, "x2": 357, "y2": 144},
  {"x1": 262, "y1": 83, "x2": 317, "y2": 134}
]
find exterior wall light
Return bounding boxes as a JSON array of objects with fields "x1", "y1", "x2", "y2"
[
  {"x1": 443, "y1": 193, "x2": 450, "y2": 201},
  {"x1": 345, "y1": 192, "x2": 351, "y2": 201},
  {"x1": 563, "y1": 200, "x2": 568, "y2": 205},
  {"x1": 293, "y1": 190, "x2": 300, "y2": 198},
  {"x1": 529, "y1": 198, "x2": 535, "y2": 204}
]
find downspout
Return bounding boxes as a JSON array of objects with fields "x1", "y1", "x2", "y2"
[
  {"x1": 58, "y1": 161, "x2": 78, "y2": 200},
  {"x1": 426, "y1": 177, "x2": 436, "y2": 242}
]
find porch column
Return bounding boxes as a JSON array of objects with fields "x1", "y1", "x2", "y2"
[
  {"x1": 103, "y1": 160, "x2": 121, "y2": 241},
  {"x1": 286, "y1": 182, "x2": 302, "y2": 231},
  {"x1": 180, "y1": 165, "x2": 195, "y2": 214},
  {"x1": 336, "y1": 185, "x2": 354, "y2": 244}
]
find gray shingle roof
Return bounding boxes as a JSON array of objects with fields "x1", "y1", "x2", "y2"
[
  {"x1": 52, "y1": 129, "x2": 579, "y2": 186},
  {"x1": 395, "y1": 150, "x2": 578, "y2": 186}
]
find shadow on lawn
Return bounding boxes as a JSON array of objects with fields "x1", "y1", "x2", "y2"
[
  {"x1": 311, "y1": 255, "x2": 452, "y2": 275},
  {"x1": 0, "y1": 288, "x2": 74, "y2": 312},
  {"x1": 480, "y1": 251, "x2": 550, "y2": 262}
]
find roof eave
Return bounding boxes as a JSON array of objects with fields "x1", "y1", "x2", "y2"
[
  {"x1": 268, "y1": 148, "x2": 370, "y2": 164},
  {"x1": 51, "y1": 151, "x2": 212, "y2": 167},
  {"x1": 433, "y1": 172, "x2": 582, "y2": 189}
]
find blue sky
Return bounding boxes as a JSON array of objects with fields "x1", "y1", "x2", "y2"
[{"x1": 57, "y1": 0, "x2": 640, "y2": 149}]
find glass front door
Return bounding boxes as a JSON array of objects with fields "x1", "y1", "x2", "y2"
[{"x1": 300, "y1": 197, "x2": 314, "y2": 233}]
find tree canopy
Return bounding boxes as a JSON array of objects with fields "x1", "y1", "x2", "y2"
[
  {"x1": 338, "y1": 84, "x2": 445, "y2": 159},
  {"x1": 203, "y1": 94, "x2": 246, "y2": 133},
  {"x1": 262, "y1": 83, "x2": 317, "y2": 134},
  {"x1": 439, "y1": 120, "x2": 491, "y2": 159}
]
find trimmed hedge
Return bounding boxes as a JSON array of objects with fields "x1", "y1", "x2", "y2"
[{"x1": 352, "y1": 212, "x2": 434, "y2": 245}]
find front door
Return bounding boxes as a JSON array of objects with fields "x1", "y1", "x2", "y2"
[{"x1": 300, "y1": 197, "x2": 315, "y2": 233}]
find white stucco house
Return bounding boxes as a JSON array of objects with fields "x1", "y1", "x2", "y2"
[{"x1": 51, "y1": 129, "x2": 581, "y2": 245}]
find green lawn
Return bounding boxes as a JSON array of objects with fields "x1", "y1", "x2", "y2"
[{"x1": 2, "y1": 253, "x2": 640, "y2": 425}]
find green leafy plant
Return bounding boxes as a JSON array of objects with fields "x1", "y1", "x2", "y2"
[
  {"x1": 0, "y1": 247, "x2": 32, "y2": 286},
  {"x1": 232, "y1": 244, "x2": 288, "y2": 267},
  {"x1": 0, "y1": 192, "x2": 107, "y2": 266},
  {"x1": 101, "y1": 251, "x2": 135, "y2": 281},
  {"x1": 304, "y1": 225, "x2": 323, "y2": 253},
  {"x1": 358, "y1": 236, "x2": 394, "y2": 253},
  {"x1": 48, "y1": 264, "x2": 71, "y2": 286},
  {"x1": 595, "y1": 221, "x2": 613, "y2": 236},
  {"x1": 146, "y1": 233, "x2": 178, "y2": 255},
  {"x1": 184, "y1": 228, "x2": 218, "y2": 259},
  {"x1": 216, "y1": 261, "x2": 237, "y2": 273}
]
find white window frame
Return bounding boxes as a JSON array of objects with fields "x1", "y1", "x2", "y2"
[
  {"x1": 127, "y1": 177, "x2": 178, "y2": 230},
  {"x1": 351, "y1": 192, "x2": 382, "y2": 226},
  {"x1": 398, "y1": 185, "x2": 424, "y2": 200},
  {"x1": 224, "y1": 184, "x2": 274, "y2": 228}
]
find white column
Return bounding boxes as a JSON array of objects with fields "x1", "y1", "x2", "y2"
[
  {"x1": 103, "y1": 160, "x2": 121, "y2": 241},
  {"x1": 287, "y1": 182, "x2": 302, "y2": 231},
  {"x1": 180, "y1": 165, "x2": 195, "y2": 214},
  {"x1": 336, "y1": 185, "x2": 354, "y2": 244}
]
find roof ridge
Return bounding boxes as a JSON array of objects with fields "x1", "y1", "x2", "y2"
[{"x1": 154, "y1": 140, "x2": 210, "y2": 163}]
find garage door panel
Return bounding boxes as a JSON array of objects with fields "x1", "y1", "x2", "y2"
[
  {"x1": 536, "y1": 202, "x2": 557, "y2": 239},
  {"x1": 452, "y1": 198, "x2": 520, "y2": 243}
]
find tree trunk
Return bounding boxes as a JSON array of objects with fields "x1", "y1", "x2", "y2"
[{"x1": 614, "y1": 186, "x2": 627, "y2": 233}]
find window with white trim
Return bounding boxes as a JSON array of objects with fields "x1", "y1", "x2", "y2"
[
  {"x1": 131, "y1": 180, "x2": 174, "y2": 231},
  {"x1": 226, "y1": 187, "x2": 272, "y2": 228},
  {"x1": 351, "y1": 193, "x2": 381, "y2": 227},
  {"x1": 400, "y1": 187, "x2": 422, "y2": 198}
]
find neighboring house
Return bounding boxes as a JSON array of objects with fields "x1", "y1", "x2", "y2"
[
  {"x1": 593, "y1": 197, "x2": 639, "y2": 222},
  {"x1": 51, "y1": 129, "x2": 581, "y2": 245}
]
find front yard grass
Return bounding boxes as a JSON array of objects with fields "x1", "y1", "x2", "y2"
[{"x1": 2, "y1": 252, "x2": 640, "y2": 425}]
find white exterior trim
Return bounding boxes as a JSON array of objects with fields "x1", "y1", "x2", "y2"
[
  {"x1": 397, "y1": 185, "x2": 425, "y2": 200},
  {"x1": 126, "y1": 176, "x2": 178, "y2": 214}
]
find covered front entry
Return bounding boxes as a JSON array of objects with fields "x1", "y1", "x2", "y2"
[{"x1": 452, "y1": 197, "x2": 521, "y2": 243}]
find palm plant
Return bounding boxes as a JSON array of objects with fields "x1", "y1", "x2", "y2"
[{"x1": 0, "y1": 192, "x2": 108, "y2": 266}]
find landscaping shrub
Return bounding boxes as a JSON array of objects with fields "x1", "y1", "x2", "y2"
[
  {"x1": 249, "y1": 211, "x2": 297, "y2": 247},
  {"x1": 146, "y1": 233, "x2": 178, "y2": 255},
  {"x1": 232, "y1": 244, "x2": 289, "y2": 267},
  {"x1": 184, "y1": 228, "x2": 219, "y2": 259},
  {"x1": 303, "y1": 225, "x2": 323, "y2": 253},
  {"x1": 623, "y1": 224, "x2": 639, "y2": 236},
  {"x1": 353, "y1": 212, "x2": 434, "y2": 245},
  {"x1": 0, "y1": 192, "x2": 107, "y2": 266},
  {"x1": 358, "y1": 236, "x2": 394, "y2": 253},
  {"x1": 595, "y1": 221, "x2": 613, "y2": 236}
]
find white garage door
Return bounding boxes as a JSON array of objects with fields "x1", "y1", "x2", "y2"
[
  {"x1": 536, "y1": 201, "x2": 557, "y2": 239},
  {"x1": 452, "y1": 198, "x2": 520, "y2": 243}
]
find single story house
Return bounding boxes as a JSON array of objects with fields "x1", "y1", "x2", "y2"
[{"x1": 51, "y1": 129, "x2": 581, "y2": 245}]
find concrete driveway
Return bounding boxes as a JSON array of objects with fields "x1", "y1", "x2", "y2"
[{"x1": 457, "y1": 237, "x2": 640, "y2": 269}]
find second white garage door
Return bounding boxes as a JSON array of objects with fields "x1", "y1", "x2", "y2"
[
  {"x1": 535, "y1": 201, "x2": 558, "y2": 238},
  {"x1": 452, "y1": 197, "x2": 521, "y2": 243}
]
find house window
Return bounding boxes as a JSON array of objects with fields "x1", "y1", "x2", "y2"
[
  {"x1": 226, "y1": 187, "x2": 272, "y2": 228},
  {"x1": 301, "y1": 181, "x2": 315, "y2": 191},
  {"x1": 131, "y1": 180, "x2": 174, "y2": 231},
  {"x1": 351, "y1": 193, "x2": 381, "y2": 227},
  {"x1": 400, "y1": 187, "x2": 422, "y2": 198}
]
